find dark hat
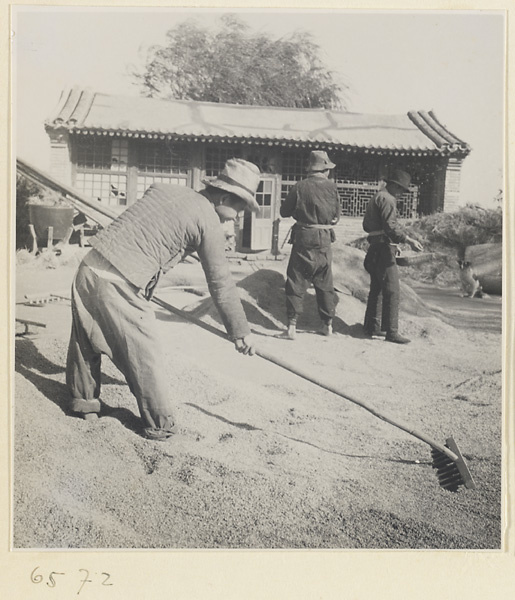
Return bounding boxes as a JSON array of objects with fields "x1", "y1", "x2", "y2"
[
  {"x1": 387, "y1": 169, "x2": 411, "y2": 192},
  {"x1": 307, "y1": 151, "x2": 336, "y2": 172}
]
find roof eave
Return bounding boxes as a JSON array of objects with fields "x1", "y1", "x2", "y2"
[{"x1": 67, "y1": 127, "x2": 462, "y2": 156}]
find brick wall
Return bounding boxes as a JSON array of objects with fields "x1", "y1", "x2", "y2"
[
  {"x1": 443, "y1": 157, "x2": 463, "y2": 212},
  {"x1": 48, "y1": 129, "x2": 72, "y2": 186}
]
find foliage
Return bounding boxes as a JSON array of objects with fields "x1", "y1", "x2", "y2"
[
  {"x1": 16, "y1": 175, "x2": 40, "y2": 249},
  {"x1": 407, "y1": 204, "x2": 502, "y2": 257},
  {"x1": 27, "y1": 190, "x2": 70, "y2": 207},
  {"x1": 16, "y1": 175, "x2": 72, "y2": 249},
  {"x1": 348, "y1": 204, "x2": 503, "y2": 285},
  {"x1": 132, "y1": 14, "x2": 347, "y2": 109}
]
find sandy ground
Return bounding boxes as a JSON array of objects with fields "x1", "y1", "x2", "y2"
[{"x1": 13, "y1": 243, "x2": 502, "y2": 549}]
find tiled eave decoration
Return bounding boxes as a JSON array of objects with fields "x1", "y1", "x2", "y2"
[{"x1": 67, "y1": 129, "x2": 466, "y2": 158}]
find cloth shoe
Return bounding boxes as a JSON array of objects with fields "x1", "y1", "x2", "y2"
[
  {"x1": 385, "y1": 332, "x2": 411, "y2": 344},
  {"x1": 277, "y1": 320, "x2": 297, "y2": 340},
  {"x1": 364, "y1": 325, "x2": 386, "y2": 338},
  {"x1": 319, "y1": 320, "x2": 333, "y2": 336}
]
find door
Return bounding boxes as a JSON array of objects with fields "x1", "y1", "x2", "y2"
[{"x1": 241, "y1": 177, "x2": 276, "y2": 251}]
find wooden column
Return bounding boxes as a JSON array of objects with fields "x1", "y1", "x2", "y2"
[
  {"x1": 126, "y1": 138, "x2": 139, "y2": 205},
  {"x1": 190, "y1": 144, "x2": 204, "y2": 191}
]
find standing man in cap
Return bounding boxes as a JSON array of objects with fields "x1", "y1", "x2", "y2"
[
  {"x1": 66, "y1": 158, "x2": 260, "y2": 440},
  {"x1": 362, "y1": 169, "x2": 423, "y2": 344},
  {"x1": 279, "y1": 150, "x2": 340, "y2": 339}
]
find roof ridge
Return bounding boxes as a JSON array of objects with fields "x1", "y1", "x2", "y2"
[
  {"x1": 54, "y1": 86, "x2": 84, "y2": 125},
  {"x1": 68, "y1": 88, "x2": 96, "y2": 126},
  {"x1": 44, "y1": 87, "x2": 74, "y2": 126},
  {"x1": 73, "y1": 88, "x2": 374, "y2": 116},
  {"x1": 425, "y1": 110, "x2": 468, "y2": 147},
  {"x1": 407, "y1": 110, "x2": 450, "y2": 148},
  {"x1": 49, "y1": 87, "x2": 427, "y2": 121}
]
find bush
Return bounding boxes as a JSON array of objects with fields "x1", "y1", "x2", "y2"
[
  {"x1": 16, "y1": 176, "x2": 74, "y2": 250},
  {"x1": 27, "y1": 189, "x2": 71, "y2": 207},
  {"x1": 347, "y1": 204, "x2": 503, "y2": 285},
  {"x1": 406, "y1": 204, "x2": 502, "y2": 258}
]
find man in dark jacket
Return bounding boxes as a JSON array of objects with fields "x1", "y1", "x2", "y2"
[
  {"x1": 362, "y1": 169, "x2": 423, "y2": 344},
  {"x1": 279, "y1": 151, "x2": 340, "y2": 339},
  {"x1": 66, "y1": 159, "x2": 260, "y2": 440}
]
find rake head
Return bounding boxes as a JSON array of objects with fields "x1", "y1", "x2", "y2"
[{"x1": 431, "y1": 437, "x2": 476, "y2": 492}]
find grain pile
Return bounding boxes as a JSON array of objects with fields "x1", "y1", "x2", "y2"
[{"x1": 13, "y1": 245, "x2": 502, "y2": 548}]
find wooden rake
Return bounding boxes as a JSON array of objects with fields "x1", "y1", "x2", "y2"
[{"x1": 152, "y1": 295, "x2": 476, "y2": 492}]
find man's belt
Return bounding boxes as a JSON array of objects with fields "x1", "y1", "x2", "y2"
[
  {"x1": 366, "y1": 230, "x2": 396, "y2": 246},
  {"x1": 297, "y1": 223, "x2": 334, "y2": 230}
]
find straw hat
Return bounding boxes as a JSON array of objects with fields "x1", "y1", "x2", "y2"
[
  {"x1": 387, "y1": 169, "x2": 411, "y2": 192},
  {"x1": 202, "y1": 158, "x2": 261, "y2": 213},
  {"x1": 307, "y1": 151, "x2": 336, "y2": 172}
]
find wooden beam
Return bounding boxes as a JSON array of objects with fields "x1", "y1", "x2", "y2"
[{"x1": 17, "y1": 156, "x2": 117, "y2": 226}]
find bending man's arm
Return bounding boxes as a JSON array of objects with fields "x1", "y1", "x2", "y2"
[{"x1": 195, "y1": 210, "x2": 255, "y2": 354}]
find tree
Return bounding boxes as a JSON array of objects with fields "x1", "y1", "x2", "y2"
[{"x1": 132, "y1": 15, "x2": 348, "y2": 109}]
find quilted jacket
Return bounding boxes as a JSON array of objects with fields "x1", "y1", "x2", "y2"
[{"x1": 90, "y1": 183, "x2": 250, "y2": 340}]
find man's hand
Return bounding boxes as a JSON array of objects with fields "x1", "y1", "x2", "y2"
[
  {"x1": 234, "y1": 334, "x2": 256, "y2": 356},
  {"x1": 407, "y1": 237, "x2": 424, "y2": 252}
]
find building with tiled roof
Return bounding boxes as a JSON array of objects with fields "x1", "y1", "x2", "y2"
[{"x1": 45, "y1": 86, "x2": 471, "y2": 251}]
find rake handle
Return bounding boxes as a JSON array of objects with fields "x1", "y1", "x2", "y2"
[
  {"x1": 152, "y1": 295, "x2": 459, "y2": 462},
  {"x1": 255, "y1": 347, "x2": 459, "y2": 461}
]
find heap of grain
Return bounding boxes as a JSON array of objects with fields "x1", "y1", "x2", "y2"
[{"x1": 188, "y1": 245, "x2": 454, "y2": 340}]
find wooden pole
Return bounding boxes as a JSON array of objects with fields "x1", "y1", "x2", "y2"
[
  {"x1": 28, "y1": 224, "x2": 38, "y2": 254},
  {"x1": 47, "y1": 226, "x2": 54, "y2": 250}
]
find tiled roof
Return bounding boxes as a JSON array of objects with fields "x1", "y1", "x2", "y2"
[{"x1": 45, "y1": 86, "x2": 471, "y2": 156}]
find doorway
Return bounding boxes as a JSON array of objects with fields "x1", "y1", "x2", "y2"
[{"x1": 240, "y1": 177, "x2": 277, "y2": 251}]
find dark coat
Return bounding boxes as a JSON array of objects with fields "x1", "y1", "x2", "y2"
[{"x1": 362, "y1": 188, "x2": 408, "y2": 244}]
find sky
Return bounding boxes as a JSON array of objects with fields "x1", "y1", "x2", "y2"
[{"x1": 12, "y1": 7, "x2": 505, "y2": 208}]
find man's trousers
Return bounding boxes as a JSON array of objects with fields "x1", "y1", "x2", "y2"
[
  {"x1": 363, "y1": 241, "x2": 400, "y2": 334},
  {"x1": 66, "y1": 249, "x2": 176, "y2": 440},
  {"x1": 285, "y1": 242, "x2": 336, "y2": 324}
]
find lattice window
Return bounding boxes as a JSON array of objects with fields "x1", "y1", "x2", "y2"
[
  {"x1": 75, "y1": 172, "x2": 127, "y2": 206},
  {"x1": 75, "y1": 136, "x2": 128, "y2": 205},
  {"x1": 333, "y1": 155, "x2": 421, "y2": 218},
  {"x1": 255, "y1": 180, "x2": 273, "y2": 219},
  {"x1": 280, "y1": 183, "x2": 293, "y2": 202},
  {"x1": 335, "y1": 156, "x2": 379, "y2": 185},
  {"x1": 246, "y1": 152, "x2": 275, "y2": 175},
  {"x1": 281, "y1": 150, "x2": 309, "y2": 182},
  {"x1": 76, "y1": 136, "x2": 128, "y2": 171},
  {"x1": 334, "y1": 157, "x2": 360, "y2": 184},
  {"x1": 137, "y1": 175, "x2": 187, "y2": 200},
  {"x1": 280, "y1": 150, "x2": 310, "y2": 200},
  {"x1": 336, "y1": 181, "x2": 418, "y2": 218},
  {"x1": 394, "y1": 189, "x2": 419, "y2": 219},
  {"x1": 137, "y1": 140, "x2": 190, "y2": 175},
  {"x1": 204, "y1": 146, "x2": 242, "y2": 178},
  {"x1": 337, "y1": 182, "x2": 379, "y2": 217}
]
